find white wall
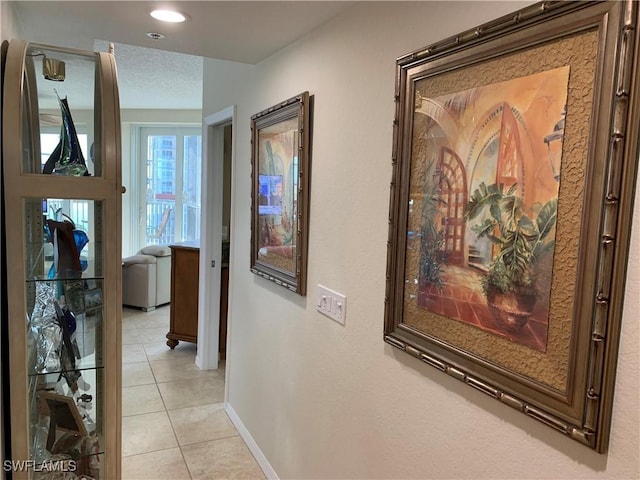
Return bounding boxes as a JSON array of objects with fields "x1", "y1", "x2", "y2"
[
  {"x1": 1, "y1": 2, "x2": 17, "y2": 41},
  {"x1": 203, "y1": 2, "x2": 640, "y2": 478}
]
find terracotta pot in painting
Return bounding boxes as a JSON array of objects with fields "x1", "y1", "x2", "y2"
[{"x1": 486, "y1": 287, "x2": 536, "y2": 332}]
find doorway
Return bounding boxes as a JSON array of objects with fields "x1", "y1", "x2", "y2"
[
  {"x1": 197, "y1": 107, "x2": 235, "y2": 374},
  {"x1": 437, "y1": 146, "x2": 467, "y2": 265}
]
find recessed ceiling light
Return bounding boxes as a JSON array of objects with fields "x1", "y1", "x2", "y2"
[
  {"x1": 150, "y1": 9, "x2": 187, "y2": 23},
  {"x1": 146, "y1": 32, "x2": 166, "y2": 40}
]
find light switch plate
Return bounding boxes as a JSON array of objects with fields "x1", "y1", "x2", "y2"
[{"x1": 316, "y1": 284, "x2": 347, "y2": 325}]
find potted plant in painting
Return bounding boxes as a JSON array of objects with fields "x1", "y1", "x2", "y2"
[
  {"x1": 419, "y1": 218, "x2": 448, "y2": 292},
  {"x1": 418, "y1": 160, "x2": 449, "y2": 292},
  {"x1": 464, "y1": 182, "x2": 557, "y2": 331}
]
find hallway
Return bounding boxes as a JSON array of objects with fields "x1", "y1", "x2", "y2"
[{"x1": 121, "y1": 306, "x2": 264, "y2": 479}]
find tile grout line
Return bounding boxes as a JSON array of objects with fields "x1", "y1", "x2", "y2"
[
  {"x1": 177, "y1": 432, "x2": 241, "y2": 449},
  {"x1": 167, "y1": 408, "x2": 194, "y2": 480},
  {"x1": 121, "y1": 445, "x2": 181, "y2": 459}
]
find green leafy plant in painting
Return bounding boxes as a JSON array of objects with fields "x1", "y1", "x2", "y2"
[
  {"x1": 464, "y1": 182, "x2": 557, "y2": 330},
  {"x1": 419, "y1": 222, "x2": 448, "y2": 292},
  {"x1": 418, "y1": 161, "x2": 449, "y2": 292}
]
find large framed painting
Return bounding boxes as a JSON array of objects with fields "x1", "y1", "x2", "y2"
[
  {"x1": 250, "y1": 92, "x2": 311, "y2": 295},
  {"x1": 384, "y1": 1, "x2": 640, "y2": 452}
]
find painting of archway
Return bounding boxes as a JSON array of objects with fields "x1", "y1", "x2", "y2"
[
  {"x1": 410, "y1": 66, "x2": 570, "y2": 352},
  {"x1": 437, "y1": 147, "x2": 467, "y2": 265}
]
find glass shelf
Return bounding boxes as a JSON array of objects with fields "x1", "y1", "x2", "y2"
[
  {"x1": 29, "y1": 364, "x2": 105, "y2": 379},
  {"x1": 28, "y1": 268, "x2": 105, "y2": 283}
]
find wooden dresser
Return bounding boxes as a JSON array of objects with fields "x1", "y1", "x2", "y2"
[
  {"x1": 166, "y1": 241, "x2": 228, "y2": 359},
  {"x1": 167, "y1": 242, "x2": 200, "y2": 348}
]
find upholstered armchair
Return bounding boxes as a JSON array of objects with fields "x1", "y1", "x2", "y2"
[{"x1": 122, "y1": 245, "x2": 171, "y2": 311}]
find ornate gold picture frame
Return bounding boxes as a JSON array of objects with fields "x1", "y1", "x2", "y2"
[
  {"x1": 250, "y1": 92, "x2": 311, "y2": 295},
  {"x1": 384, "y1": 1, "x2": 639, "y2": 452}
]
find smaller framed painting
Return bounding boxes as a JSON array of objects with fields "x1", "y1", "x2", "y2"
[{"x1": 250, "y1": 92, "x2": 311, "y2": 295}]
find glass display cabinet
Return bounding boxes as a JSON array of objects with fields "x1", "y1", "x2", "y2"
[{"x1": 2, "y1": 40, "x2": 121, "y2": 479}]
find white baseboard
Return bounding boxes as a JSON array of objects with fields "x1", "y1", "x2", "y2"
[{"x1": 225, "y1": 402, "x2": 279, "y2": 480}]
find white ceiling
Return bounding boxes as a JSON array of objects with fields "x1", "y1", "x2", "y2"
[{"x1": 10, "y1": 1, "x2": 353, "y2": 109}]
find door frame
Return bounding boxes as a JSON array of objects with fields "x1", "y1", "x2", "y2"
[{"x1": 197, "y1": 106, "x2": 235, "y2": 371}]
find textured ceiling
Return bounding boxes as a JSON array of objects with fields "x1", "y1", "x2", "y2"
[
  {"x1": 10, "y1": 1, "x2": 352, "y2": 109},
  {"x1": 95, "y1": 41, "x2": 204, "y2": 110}
]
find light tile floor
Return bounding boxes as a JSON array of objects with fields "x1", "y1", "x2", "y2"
[{"x1": 122, "y1": 306, "x2": 265, "y2": 480}]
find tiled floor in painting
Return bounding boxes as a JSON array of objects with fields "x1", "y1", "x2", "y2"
[
  {"x1": 417, "y1": 265, "x2": 549, "y2": 351},
  {"x1": 122, "y1": 305, "x2": 265, "y2": 480}
]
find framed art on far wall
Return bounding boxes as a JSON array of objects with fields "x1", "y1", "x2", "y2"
[
  {"x1": 384, "y1": 1, "x2": 640, "y2": 452},
  {"x1": 250, "y1": 92, "x2": 311, "y2": 295}
]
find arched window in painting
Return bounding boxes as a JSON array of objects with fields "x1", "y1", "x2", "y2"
[
  {"x1": 437, "y1": 147, "x2": 467, "y2": 265},
  {"x1": 496, "y1": 105, "x2": 524, "y2": 194}
]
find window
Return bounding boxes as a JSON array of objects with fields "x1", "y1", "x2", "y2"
[
  {"x1": 40, "y1": 132, "x2": 89, "y2": 169},
  {"x1": 137, "y1": 126, "x2": 202, "y2": 248}
]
